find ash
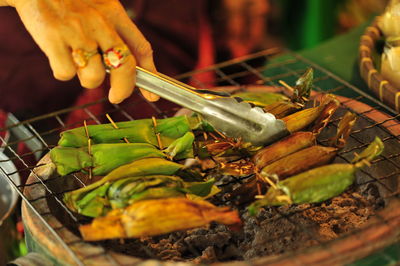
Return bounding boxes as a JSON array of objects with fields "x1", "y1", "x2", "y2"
[{"x1": 105, "y1": 182, "x2": 383, "y2": 263}]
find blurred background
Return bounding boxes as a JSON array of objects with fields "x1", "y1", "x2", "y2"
[
  {"x1": 0, "y1": 0, "x2": 390, "y2": 119},
  {"x1": 0, "y1": 0, "x2": 391, "y2": 263}
]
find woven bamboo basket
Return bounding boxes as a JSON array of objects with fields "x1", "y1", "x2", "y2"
[{"x1": 359, "y1": 20, "x2": 400, "y2": 112}]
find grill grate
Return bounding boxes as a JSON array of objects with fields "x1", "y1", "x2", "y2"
[{"x1": 1, "y1": 48, "x2": 399, "y2": 265}]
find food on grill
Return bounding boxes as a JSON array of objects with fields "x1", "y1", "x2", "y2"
[
  {"x1": 198, "y1": 137, "x2": 259, "y2": 159},
  {"x1": 231, "y1": 91, "x2": 289, "y2": 107},
  {"x1": 290, "y1": 68, "x2": 313, "y2": 103},
  {"x1": 260, "y1": 145, "x2": 338, "y2": 178},
  {"x1": 64, "y1": 158, "x2": 184, "y2": 213},
  {"x1": 79, "y1": 198, "x2": 241, "y2": 241},
  {"x1": 50, "y1": 68, "x2": 385, "y2": 242},
  {"x1": 51, "y1": 131, "x2": 196, "y2": 176},
  {"x1": 230, "y1": 111, "x2": 356, "y2": 204},
  {"x1": 58, "y1": 115, "x2": 210, "y2": 148},
  {"x1": 328, "y1": 111, "x2": 357, "y2": 148},
  {"x1": 63, "y1": 155, "x2": 219, "y2": 217},
  {"x1": 199, "y1": 95, "x2": 336, "y2": 161},
  {"x1": 71, "y1": 174, "x2": 216, "y2": 217},
  {"x1": 50, "y1": 143, "x2": 166, "y2": 176},
  {"x1": 263, "y1": 101, "x2": 303, "y2": 118},
  {"x1": 252, "y1": 131, "x2": 316, "y2": 169},
  {"x1": 259, "y1": 110, "x2": 356, "y2": 178},
  {"x1": 234, "y1": 69, "x2": 313, "y2": 118},
  {"x1": 281, "y1": 94, "x2": 339, "y2": 133},
  {"x1": 249, "y1": 137, "x2": 384, "y2": 215},
  {"x1": 164, "y1": 131, "x2": 195, "y2": 159},
  {"x1": 310, "y1": 95, "x2": 341, "y2": 135}
]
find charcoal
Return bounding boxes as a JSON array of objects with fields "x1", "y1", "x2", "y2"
[{"x1": 96, "y1": 186, "x2": 380, "y2": 263}]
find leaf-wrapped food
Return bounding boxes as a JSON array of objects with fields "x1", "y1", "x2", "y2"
[
  {"x1": 64, "y1": 157, "x2": 218, "y2": 217},
  {"x1": 252, "y1": 131, "x2": 315, "y2": 169},
  {"x1": 79, "y1": 198, "x2": 241, "y2": 241},
  {"x1": 249, "y1": 137, "x2": 384, "y2": 215},
  {"x1": 232, "y1": 91, "x2": 288, "y2": 107},
  {"x1": 64, "y1": 158, "x2": 183, "y2": 213},
  {"x1": 164, "y1": 132, "x2": 195, "y2": 160},
  {"x1": 260, "y1": 145, "x2": 337, "y2": 179},
  {"x1": 58, "y1": 115, "x2": 207, "y2": 148},
  {"x1": 50, "y1": 143, "x2": 165, "y2": 176},
  {"x1": 282, "y1": 95, "x2": 339, "y2": 133},
  {"x1": 107, "y1": 175, "x2": 185, "y2": 209}
]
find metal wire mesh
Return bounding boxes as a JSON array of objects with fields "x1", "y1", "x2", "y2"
[{"x1": 0, "y1": 48, "x2": 399, "y2": 265}]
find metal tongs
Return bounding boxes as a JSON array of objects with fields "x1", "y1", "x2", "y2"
[{"x1": 135, "y1": 67, "x2": 288, "y2": 146}]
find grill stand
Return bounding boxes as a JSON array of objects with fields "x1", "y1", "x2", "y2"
[
  {"x1": 21, "y1": 92, "x2": 400, "y2": 265},
  {"x1": 0, "y1": 49, "x2": 398, "y2": 264}
]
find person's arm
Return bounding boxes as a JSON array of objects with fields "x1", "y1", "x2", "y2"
[{"x1": 2, "y1": 0, "x2": 159, "y2": 104}]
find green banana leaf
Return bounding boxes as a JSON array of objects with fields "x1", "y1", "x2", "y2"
[
  {"x1": 70, "y1": 174, "x2": 217, "y2": 217},
  {"x1": 291, "y1": 68, "x2": 313, "y2": 104},
  {"x1": 58, "y1": 115, "x2": 208, "y2": 148},
  {"x1": 184, "y1": 178, "x2": 216, "y2": 197},
  {"x1": 164, "y1": 132, "x2": 195, "y2": 160},
  {"x1": 248, "y1": 137, "x2": 384, "y2": 215},
  {"x1": 232, "y1": 92, "x2": 288, "y2": 107},
  {"x1": 50, "y1": 143, "x2": 166, "y2": 176},
  {"x1": 64, "y1": 158, "x2": 184, "y2": 212}
]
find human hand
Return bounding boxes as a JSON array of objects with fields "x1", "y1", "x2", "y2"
[
  {"x1": 7, "y1": 0, "x2": 159, "y2": 104},
  {"x1": 0, "y1": 0, "x2": 10, "y2": 6},
  {"x1": 222, "y1": 0, "x2": 270, "y2": 58}
]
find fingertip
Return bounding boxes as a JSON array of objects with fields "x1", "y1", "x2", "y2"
[
  {"x1": 148, "y1": 94, "x2": 160, "y2": 102},
  {"x1": 53, "y1": 69, "x2": 76, "y2": 81},
  {"x1": 108, "y1": 86, "x2": 134, "y2": 104},
  {"x1": 77, "y1": 72, "x2": 105, "y2": 89},
  {"x1": 108, "y1": 89, "x2": 122, "y2": 104},
  {"x1": 140, "y1": 89, "x2": 160, "y2": 102},
  {"x1": 138, "y1": 57, "x2": 158, "y2": 74}
]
